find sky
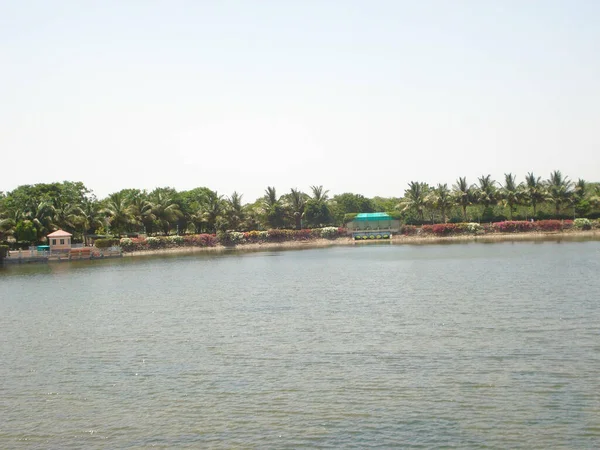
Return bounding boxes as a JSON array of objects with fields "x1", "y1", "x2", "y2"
[{"x1": 1, "y1": 0, "x2": 599, "y2": 202}]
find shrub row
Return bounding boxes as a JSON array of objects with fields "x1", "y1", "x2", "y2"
[
  {"x1": 0, "y1": 244, "x2": 9, "y2": 259},
  {"x1": 94, "y1": 238, "x2": 121, "y2": 248},
  {"x1": 420, "y1": 223, "x2": 484, "y2": 236},
  {"x1": 418, "y1": 220, "x2": 579, "y2": 236},
  {"x1": 119, "y1": 228, "x2": 347, "y2": 252}
]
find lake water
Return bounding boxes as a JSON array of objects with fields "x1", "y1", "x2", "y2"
[{"x1": 2, "y1": 240, "x2": 600, "y2": 448}]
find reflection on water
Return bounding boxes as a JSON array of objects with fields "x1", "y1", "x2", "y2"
[{"x1": 1, "y1": 240, "x2": 600, "y2": 448}]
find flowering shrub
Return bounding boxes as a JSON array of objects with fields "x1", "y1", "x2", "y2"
[
  {"x1": 401, "y1": 225, "x2": 418, "y2": 235},
  {"x1": 183, "y1": 234, "x2": 217, "y2": 247},
  {"x1": 574, "y1": 218, "x2": 592, "y2": 230},
  {"x1": 243, "y1": 230, "x2": 268, "y2": 243},
  {"x1": 533, "y1": 220, "x2": 563, "y2": 232},
  {"x1": 294, "y1": 229, "x2": 313, "y2": 241},
  {"x1": 229, "y1": 232, "x2": 245, "y2": 243},
  {"x1": 432, "y1": 224, "x2": 458, "y2": 236},
  {"x1": 319, "y1": 227, "x2": 340, "y2": 239},
  {"x1": 146, "y1": 237, "x2": 163, "y2": 249},
  {"x1": 491, "y1": 221, "x2": 535, "y2": 233},
  {"x1": 119, "y1": 238, "x2": 135, "y2": 251},
  {"x1": 462, "y1": 222, "x2": 483, "y2": 234},
  {"x1": 168, "y1": 235, "x2": 184, "y2": 245}
]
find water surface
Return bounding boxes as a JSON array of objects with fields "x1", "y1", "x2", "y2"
[{"x1": 1, "y1": 241, "x2": 600, "y2": 448}]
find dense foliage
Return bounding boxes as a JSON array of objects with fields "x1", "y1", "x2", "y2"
[{"x1": 1, "y1": 171, "x2": 599, "y2": 248}]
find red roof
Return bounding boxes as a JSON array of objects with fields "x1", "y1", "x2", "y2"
[{"x1": 47, "y1": 230, "x2": 73, "y2": 238}]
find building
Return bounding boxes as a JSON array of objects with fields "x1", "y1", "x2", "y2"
[
  {"x1": 345, "y1": 212, "x2": 401, "y2": 240},
  {"x1": 47, "y1": 230, "x2": 72, "y2": 252}
]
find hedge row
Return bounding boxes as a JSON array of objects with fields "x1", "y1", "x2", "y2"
[
  {"x1": 418, "y1": 220, "x2": 580, "y2": 236},
  {"x1": 118, "y1": 227, "x2": 347, "y2": 252}
]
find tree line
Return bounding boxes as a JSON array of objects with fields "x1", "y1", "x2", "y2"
[{"x1": 0, "y1": 171, "x2": 599, "y2": 245}]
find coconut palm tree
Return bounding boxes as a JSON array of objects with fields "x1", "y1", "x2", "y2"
[
  {"x1": 150, "y1": 190, "x2": 183, "y2": 235},
  {"x1": 475, "y1": 175, "x2": 497, "y2": 209},
  {"x1": 262, "y1": 187, "x2": 285, "y2": 228},
  {"x1": 452, "y1": 177, "x2": 473, "y2": 222},
  {"x1": 24, "y1": 201, "x2": 56, "y2": 241},
  {"x1": 52, "y1": 197, "x2": 82, "y2": 233},
  {"x1": 101, "y1": 192, "x2": 133, "y2": 236},
  {"x1": 398, "y1": 181, "x2": 429, "y2": 222},
  {"x1": 128, "y1": 193, "x2": 155, "y2": 234},
  {"x1": 545, "y1": 170, "x2": 573, "y2": 217},
  {"x1": 310, "y1": 185, "x2": 330, "y2": 202},
  {"x1": 76, "y1": 198, "x2": 103, "y2": 245},
  {"x1": 523, "y1": 172, "x2": 545, "y2": 218},
  {"x1": 428, "y1": 183, "x2": 453, "y2": 223},
  {"x1": 286, "y1": 188, "x2": 308, "y2": 230},
  {"x1": 498, "y1": 173, "x2": 522, "y2": 220},
  {"x1": 225, "y1": 191, "x2": 245, "y2": 231}
]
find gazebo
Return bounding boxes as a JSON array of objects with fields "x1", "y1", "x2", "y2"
[
  {"x1": 47, "y1": 230, "x2": 73, "y2": 252},
  {"x1": 345, "y1": 212, "x2": 401, "y2": 240}
]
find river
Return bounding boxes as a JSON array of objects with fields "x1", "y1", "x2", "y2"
[{"x1": 1, "y1": 240, "x2": 599, "y2": 448}]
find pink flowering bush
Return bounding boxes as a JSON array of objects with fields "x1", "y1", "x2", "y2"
[{"x1": 491, "y1": 221, "x2": 535, "y2": 233}]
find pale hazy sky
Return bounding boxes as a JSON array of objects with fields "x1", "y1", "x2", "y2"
[{"x1": 1, "y1": 0, "x2": 599, "y2": 201}]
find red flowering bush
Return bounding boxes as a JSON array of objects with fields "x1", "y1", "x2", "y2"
[
  {"x1": 401, "y1": 225, "x2": 418, "y2": 235},
  {"x1": 431, "y1": 223, "x2": 458, "y2": 236},
  {"x1": 491, "y1": 221, "x2": 535, "y2": 233},
  {"x1": 533, "y1": 220, "x2": 564, "y2": 232},
  {"x1": 183, "y1": 234, "x2": 217, "y2": 247}
]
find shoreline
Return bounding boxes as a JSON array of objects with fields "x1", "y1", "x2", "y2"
[{"x1": 123, "y1": 230, "x2": 600, "y2": 258}]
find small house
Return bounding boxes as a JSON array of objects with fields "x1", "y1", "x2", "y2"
[{"x1": 47, "y1": 230, "x2": 72, "y2": 252}]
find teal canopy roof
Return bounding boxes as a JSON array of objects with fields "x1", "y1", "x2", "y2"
[{"x1": 353, "y1": 212, "x2": 392, "y2": 221}]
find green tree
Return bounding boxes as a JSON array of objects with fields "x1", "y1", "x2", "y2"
[
  {"x1": 428, "y1": 183, "x2": 453, "y2": 223},
  {"x1": 545, "y1": 170, "x2": 573, "y2": 216},
  {"x1": 149, "y1": 188, "x2": 183, "y2": 235},
  {"x1": 452, "y1": 177, "x2": 472, "y2": 222},
  {"x1": 283, "y1": 188, "x2": 308, "y2": 230},
  {"x1": 304, "y1": 186, "x2": 332, "y2": 227},
  {"x1": 262, "y1": 187, "x2": 285, "y2": 229},
  {"x1": 398, "y1": 181, "x2": 429, "y2": 222},
  {"x1": 523, "y1": 172, "x2": 546, "y2": 218},
  {"x1": 498, "y1": 173, "x2": 522, "y2": 220},
  {"x1": 101, "y1": 192, "x2": 133, "y2": 236},
  {"x1": 14, "y1": 220, "x2": 37, "y2": 243},
  {"x1": 225, "y1": 191, "x2": 245, "y2": 231}
]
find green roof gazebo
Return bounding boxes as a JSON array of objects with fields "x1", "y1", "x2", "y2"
[{"x1": 345, "y1": 212, "x2": 400, "y2": 240}]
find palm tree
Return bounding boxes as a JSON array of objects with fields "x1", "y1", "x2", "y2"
[
  {"x1": 452, "y1": 177, "x2": 472, "y2": 222},
  {"x1": 287, "y1": 188, "x2": 308, "y2": 230},
  {"x1": 475, "y1": 175, "x2": 497, "y2": 209},
  {"x1": 428, "y1": 183, "x2": 453, "y2": 223},
  {"x1": 101, "y1": 192, "x2": 133, "y2": 236},
  {"x1": 24, "y1": 201, "x2": 56, "y2": 241},
  {"x1": 310, "y1": 185, "x2": 329, "y2": 202},
  {"x1": 523, "y1": 172, "x2": 545, "y2": 218},
  {"x1": 545, "y1": 170, "x2": 573, "y2": 217},
  {"x1": 150, "y1": 191, "x2": 183, "y2": 235},
  {"x1": 76, "y1": 198, "x2": 103, "y2": 245},
  {"x1": 226, "y1": 191, "x2": 245, "y2": 231},
  {"x1": 52, "y1": 197, "x2": 82, "y2": 233},
  {"x1": 498, "y1": 173, "x2": 522, "y2": 220},
  {"x1": 262, "y1": 187, "x2": 285, "y2": 228},
  {"x1": 590, "y1": 185, "x2": 600, "y2": 209},
  {"x1": 0, "y1": 217, "x2": 15, "y2": 242},
  {"x1": 128, "y1": 193, "x2": 155, "y2": 234},
  {"x1": 398, "y1": 181, "x2": 429, "y2": 222}
]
